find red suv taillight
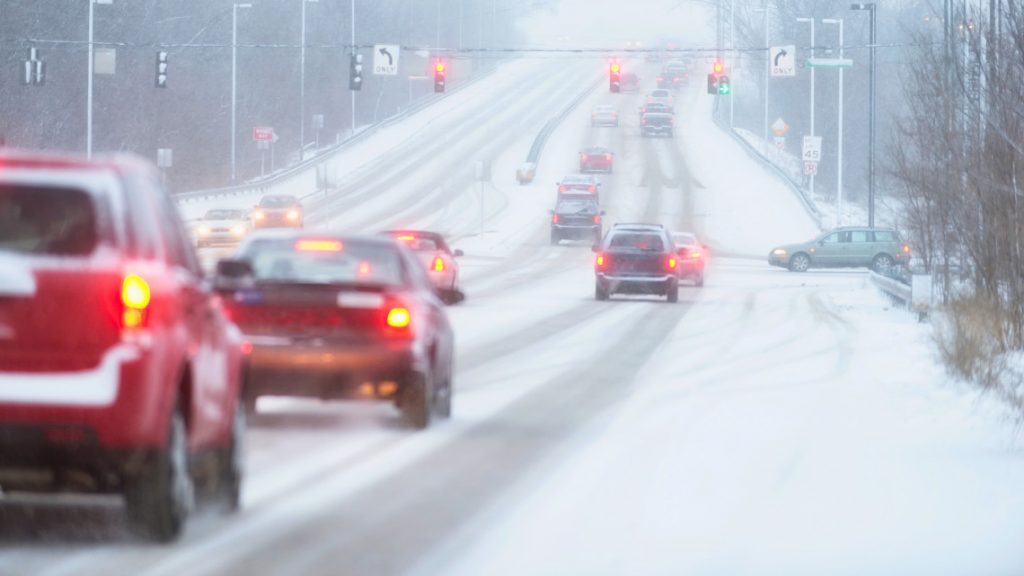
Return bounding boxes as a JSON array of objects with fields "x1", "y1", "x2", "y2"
[
  {"x1": 121, "y1": 274, "x2": 151, "y2": 329},
  {"x1": 596, "y1": 254, "x2": 609, "y2": 269},
  {"x1": 666, "y1": 257, "x2": 678, "y2": 271}
]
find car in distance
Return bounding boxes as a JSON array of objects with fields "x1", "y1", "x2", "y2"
[
  {"x1": 558, "y1": 174, "x2": 602, "y2": 202},
  {"x1": 639, "y1": 102, "x2": 674, "y2": 116},
  {"x1": 579, "y1": 146, "x2": 614, "y2": 174},
  {"x1": 594, "y1": 224, "x2": 679, "y2": 302},
  {"x1": 641, "y1": 112, "x2": 674, "y2": 138},
  {"x1": 0, "y1": 151, "x2": 246, "y2": 542},
  {"x1": 383, "y1": 229, "x2": 465, "y2": 304},
  {"x1": 672, "y1": 232, "x2": 706, "y2": 287},
  {"x1": 769, "y1": 226, "x2": 911, "y2": 273},
  {"x1": 550, "y1": 195, "x2": 604, "y2": 245},
  {"x1": 591, "y1": 104, "x2": 619, "y2": 127},
  {"x1": 252, "y1": 194, "x2": 303, "y2": 229},
  {"x1": 215, "y1": 231, "x2": 455, "y2": 429},
  {"x1": 194, "y1": 208, "x2": 251, "y2": 247},
  {"x1": 646, "y1": 88, "x2": 674, "y2": 107}
]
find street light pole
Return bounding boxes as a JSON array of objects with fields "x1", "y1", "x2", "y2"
[
  {"x1": 797, "y1": 16, "x2": 816, "y2": 199},
  {"x1": 300, "y1": 0, "x2": 318, "y2": 159},
  {"x1": 231, "y1": 2, "x2": 252, "y2": 183},
  {"x1": 755, "y1": 4, "x2": 770, "y2": 145},
  {"x1": 86, "y1": 0, "x2": 112, "y2": 158},
  {"x1": 851, "y1": 2, "x2": 876, "y2": 227},
  {"x1": 824, "y1": 18, "x2": 845, "y2": 227},
  {"x1": 350, "y1": 0, "x2": 356, "y2": 135},
  {"x1": 729, "y1": 0, "x2": 735, "y2": 129}
]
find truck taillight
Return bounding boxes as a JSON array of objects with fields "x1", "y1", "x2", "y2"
[{"x1": 121, "y1": 274, "x2": 151, "y2": 329}]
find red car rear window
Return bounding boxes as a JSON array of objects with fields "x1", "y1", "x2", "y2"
[{"x1": 0, "y1": 184, "x2": 100, "y2": 256}]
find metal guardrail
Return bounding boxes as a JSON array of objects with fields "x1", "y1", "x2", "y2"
[
  {"x1": 176, "y1": 66, "x2": 497, "y2": 204},
  {"x1": 711, "y1": 113, "x2": 824, "y2": 228},
  {"x1": 516, "y1": 77, "x2": 602, "y2": 184},
  {"x1": 870, "y1": 270, "x2": 932, "y2": 321}
]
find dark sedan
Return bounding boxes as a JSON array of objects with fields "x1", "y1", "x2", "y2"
[{"x1": 215, "y1": 231, "x2": 454, "y2": 429}]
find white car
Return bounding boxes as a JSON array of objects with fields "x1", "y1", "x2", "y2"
[{"x1": 193, "y1": 208, "x2": 251, "y2": 247}]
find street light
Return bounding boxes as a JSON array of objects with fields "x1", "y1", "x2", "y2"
[
  {"x1": 300, "y1": 0, "x2": 318, "y2": 159},
  {"x1": 86, "y1": 0, "x2": 113, "y2": 159},
  {"x1": 823, "y1": 17, "x2": 845, "y2": 227},
  {"x1": 796, "y1": 16, "x2": 816, "y2": 199},
  {"x1": 231, "y1": 2, "x2": 252, "y2": 183},
  {"x1": 753, "y1": 5, "x2": 770, "y2": 145},
  {"x1": 851, "y1": 2, "x2": 876, "y2": 227}
]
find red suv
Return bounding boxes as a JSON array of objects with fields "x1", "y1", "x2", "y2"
[{"x1": 0, "y1": 151, "x2": 246, "y2": 542}]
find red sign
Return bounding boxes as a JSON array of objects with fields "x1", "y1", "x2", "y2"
[{"x1": 253, "y1": 126, "x2": 274, "y2": 142}]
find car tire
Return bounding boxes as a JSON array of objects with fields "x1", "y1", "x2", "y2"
[
  {"x1": 550, "y1": 231, "x2": 560, "y2": 245},
  {"x1": 666, "y1": 280, "x2": 679, "y2": 302},
  {"x1": 125, "y1": 408, "x2": 193, "y2": 543},
  {"x1": 434, "y1": 366, "x2": 452, "y2": 419},
  {"x1": 789, "y1": 253, "x2": 811, "y2": 273},
  {"x1": 219, "y1": 395, "x2": 245, "y2": 513},
  {"x1": 401, "y1": 373, "x2": 432, "y2": 430},
  {"x1": 872, "y1": 254, "x2": 895, "y2": 274},
  {"x1": 595, "y1": 282, "x2": 610, "y2": 301}
]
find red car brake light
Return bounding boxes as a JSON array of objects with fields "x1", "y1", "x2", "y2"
[
  {"x1": 386, "y1": 307, "x2": 411, "y2": 329},
  {"x1": 296, "y1": 239, "x2": 342, "y2": 252},
  {"x1": 596, "y1": 254, "x2": 608, "y2": 269},
  {"x1": 433, "y1": 256, "x2": 445, "y2": 272},
  {"x1": 593, "y1": 214, "x2": 601, "y2": 224},
  {"x1": 121, "y1": 274, "x2": 151, "y2": 329},
  {"x1": 588, "y1": 185, "x2": 596, "y2": 193},
  {"x1": 666, "y1": 257, "x2": 678, "y2": 270}
]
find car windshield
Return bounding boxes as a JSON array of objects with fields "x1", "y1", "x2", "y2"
[
  {"x1": 556, "y1": 199, "x2": 597, "y2": 214},
  {"x1": 0, "y1": 184, "x2": 101, "y2": 256},
  {"x1": 259, "y1": 196, "x2": 298, "y2": 208},
  {"x1": 243, "y1": 238, "x2": 403, "y2": 286},
  {"x1": 609, "y1": 232, "x2": 664, "y2": 251},
  {"x1": 204, "y1": 209, "x2": 246, "y2": 220}
]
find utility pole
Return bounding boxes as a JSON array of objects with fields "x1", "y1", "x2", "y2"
[
  {"x1": 350, "y1": 0, "x2": 357, "y2": 135},
  {"x1": 824, "y1": 18, "x2": 845, "y2": 226},
  {"x1": 231, "y1": 2, "x2": 252, "y2": 183},
  {"x1": 851, "y1": 3, "x2": 877, "y2": 227},
  {"x1": 797, "y1": 17, "x2": 816, "y2": 199},
  {"x1": 729, "y1": 0, "x2": 735, "y2": 129}
]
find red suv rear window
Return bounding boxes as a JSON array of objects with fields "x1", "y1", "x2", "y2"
[{"x1": 0, "y1": 185, "x2": 100, "y2": 256}]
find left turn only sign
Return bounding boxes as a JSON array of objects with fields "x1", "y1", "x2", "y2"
[{"x1": 373, "y1": 45, "x2": 400, "y2": 75}]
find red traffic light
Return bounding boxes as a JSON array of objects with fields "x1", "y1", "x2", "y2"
[
  {"x1": 610, "y1": 63, "x2": 621, "y2": 74},
  {"x1": 713, "y1": 61, "x2": 724, "y2": 74},
  {"x1": 435, "y1": 62, "x2": 445, "y2": 73}
]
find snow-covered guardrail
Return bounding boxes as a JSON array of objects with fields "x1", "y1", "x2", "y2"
[
  {"x1": 870, "y1": 271, "x2": 932, "y2": 321},
  {"x1": 711, "y1": 114, "x2": 823, "y2": 229},
  {"x1": 517, "y1": 77, "x2": 602, "y2": 184}
]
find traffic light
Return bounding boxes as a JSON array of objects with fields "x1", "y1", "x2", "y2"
[
  {"x1": 349, "y1": 53, "x2": 363, "y2": 91},
  {"x1": 717, "y1": 75, "x2": 731, "y2": 95},
  {"x1": 706, "y1": 73, "x2": 718, "y2": 94},
  {"x1": 609, "y1": 62, "x2": 621, "y2": 93},
  {"x1": 434, "y1": 61, "x2": 446, "y2": 93},
  {"x1": 712, "y1": 61, "x2": 724, "y2": 75},
  {"x1": 155, "y1": 51, "x2": 168, "y2": 88}
]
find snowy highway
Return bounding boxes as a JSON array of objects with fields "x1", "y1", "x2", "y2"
[{"x1": 2, "y1": 56, "x2": 1023, "y2": 576}]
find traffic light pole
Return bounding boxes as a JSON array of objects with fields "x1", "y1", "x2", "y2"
[
  {"x1": 350, "y1": 0, "x2": 357, "y2": 136},
  {"x1": 852, "y1": 3, "x2": 876, "y2": 227},
  {"x1": 797, "y1": 17, "x2": 815, "y2": 199}
]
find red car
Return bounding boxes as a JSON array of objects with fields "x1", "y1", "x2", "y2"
[
  {"x1": 0, "y1": 151, "x2": 246, "y2": 542},
  {"x1": 579, "y1": 147, "x2": 614, "y2": 173},
  {"x1": 672, "y1": 232, "x2": 706, "y2": 287},
  {"x1": 215, "y1": 232, "x2": 455, "y2": 429},
  {"x1": 383, "y1": 230, "x2": 465, "y2": 304}
]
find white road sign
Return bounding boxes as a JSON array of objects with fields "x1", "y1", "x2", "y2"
[
  {"x1": 373, "y1": 44, "x2": 400, "y2": 75},
  {"x1": 802, "y1": 136, "x2": 823, "y2": 162},
  {"x1": 770, "y1": 45, "x2": 796, "y2": 77},
  {"x1": 771, "y1": 118, "x2": 790, "y2": 137}
]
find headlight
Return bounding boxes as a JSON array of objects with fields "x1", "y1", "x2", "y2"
[
  {"x1": 231, "y1": 225, "x2": 246, "y2": 236},
  {"x1": 253, "y1": 211, "x2": 266, "y2": 220},
  {"x1": 198, "y1": 226, "x2": 211, "y2": 236},
  {"x1": 286, "y1": 210, "x2": 300, "y2": 221},
  {"x1": 772, "y1": 248, "x2": 787, "y2": 256}
]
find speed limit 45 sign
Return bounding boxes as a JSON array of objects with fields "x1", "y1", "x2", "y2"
[{"x1": 802, "y1": 136, "x2": 823, "y2": 162}]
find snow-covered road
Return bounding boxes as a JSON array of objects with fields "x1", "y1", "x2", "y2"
[{"x1": 1, "y1": 60, "x2": 1022, "y2": 576}]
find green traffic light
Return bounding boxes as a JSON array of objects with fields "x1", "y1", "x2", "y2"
[{"x1": 718, "y1": 83, "x2": 730, "y2": 95}]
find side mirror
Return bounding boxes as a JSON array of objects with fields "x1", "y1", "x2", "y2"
[
  {"x1": 214, "y1": 259, "x2": 254, "y2": 290},
  {"x1": 453, "y1": 249, "x2": 464, "y2": 258}
]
